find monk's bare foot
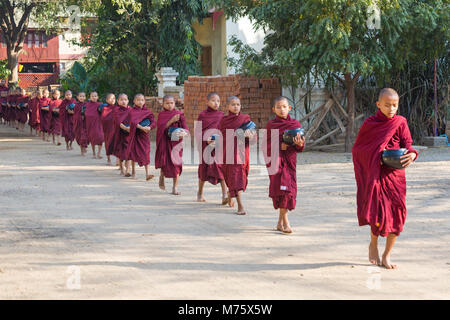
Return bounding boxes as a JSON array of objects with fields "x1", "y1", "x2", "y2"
[
  {"x1": 227, "y1": 194, "x2": 235, "y2": 208},
  {"x1": 221, "y1": 196, "x2": 228, "y2": 205},
  {"x1": 124, "y1": 173, "x2": 131, "y2": 177},
  {"x1": 57, "y1": 142, "x2": 61, "y2": 146},
  {"x1": 97, "y1": 155, "x2": 103, "y2": 159},
  {"x1": 381, "y1": 254, "x2": 397, "y2": 269},
  {"x1": 236, "y1": 211, "x2": 246, "y2": 215},
  {"x1": 159, "y1": 176, "x2": 165, "y2": 190},
  {"x1": 92, "y1": 155, "x2": 97, "y2": 159},
  {"x1": 282, "y1": 226, "x2": 293, "y2": 234},
  {"x1": 369, "y1": 243, "x2": 381, "y2": 266},
  {"x1": 131, "y1": 174, "x2": 137, "y2": 180},
  {"x1": 171, "y1": 188, "x2": 180, "y2": 195},
  {"x1": 120, "y1": 171, "x2": 124, "y2": 176},
  {"x1": 197, "y1": 192, "x2": 206, "y2": 202},
  {"x1": 146, "y1": 175, "x2": 154, "y2": 181},
  {"x1": 276, "y1": 223, "x2": 283, "y2": 232}
]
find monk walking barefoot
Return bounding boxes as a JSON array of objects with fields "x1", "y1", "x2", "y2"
[
  {"x1": 195, "y1": 92, "x2": 229, "y2": 203},
  {"x1": 124, "y1": 94, "x2": 156, "y2": 181},
  {"x1": 219, "y1": 96, "x2": 257, "y2": 216},
  {"x1": 155, "y1": 95, "x2": 189, "y2": 195},
  {"x1": 263, "y1": 96, "x2": 305, "y2": 233},
  {"x1": 353, "y1": 88, "x2": 418, "y2": 269}
]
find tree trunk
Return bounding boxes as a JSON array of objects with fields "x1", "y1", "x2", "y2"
[
  {"x1": 7, "y1": 49, "x2": 20, "y2": 87},
  {"x1": 344, "y1": 73, "x2": 356, "y2": 152}
]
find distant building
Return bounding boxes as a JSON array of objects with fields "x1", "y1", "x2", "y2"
[{"x1": 0, "y1": 17, "x2": 91, "y2": 89}]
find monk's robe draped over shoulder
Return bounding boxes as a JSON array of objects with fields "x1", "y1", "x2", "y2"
[
  {"x1": 101, "y1": 104, "x2": 118, "y2": 156},
  {"x1": 155, "y1": 109, "x2": 188, "y2": 178},
  {"x1": 28, "y1": 97, "x2": 40, "y2": 130},
  {"x1": 113, "y1": 105, "x2": 131, "y2": 160},
  {"x1": 264, "y1": 115, "x2": 304, "y2": 211},
  {"x1": 8, "y1": 94, "x2": 18, "y2": 122},
  {"x1": 84, "y1": 101, "x2": 104, "y2": 146},
  {"x1": 125, "y1": 106, "x2": 156, "y2": 166},
  {"x1": 49, "y1": 98, "x2": 62, "y2": 135},
  {"x1": 219, "y1": 112, "x2": 253, "y2": 197},
  {"x1": 16, "y1": 95, "x2": 29, "y2": 124},
  {"x1": 60, "y1": 98, "x2": 76, "y2": 143},
  {"x1": 196, "y1": 107, "x2": 225, "y2": 185},
  {"x1": 38, "y1": 97, "x2": 52, "y2": 133},
  {"x1": 352, "y1": 110, "x2": 418, "y2": 237},
  {"x1": 73, "y1": 102, "x2": 89, "y2": 148}
]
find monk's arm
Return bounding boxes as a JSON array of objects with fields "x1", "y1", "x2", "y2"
[
  {"x1": 400, "y1": 122, "x2": 418, "y2": 160},
  {"x1": 120, "y1": 123, "x2": 130, "y2": 132},
  {"x1": 137, "y1": 124, "x2": 151, "y2": 133}
]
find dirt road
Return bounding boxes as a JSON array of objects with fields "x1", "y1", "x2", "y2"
[{"x1": 0, "y1": 125, "x2": 449, "y2": 299}]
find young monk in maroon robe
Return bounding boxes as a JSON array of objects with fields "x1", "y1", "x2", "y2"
[
  {"x1": 0, "y1": 91, "x2": 7, "y2": 125},
  {"x1": 113, "y1": 93, "x2": 132, "y2": 175},
  {"x1": 101, "y1": 93, "x2": 118, "y2": 165},
  {"x1": 28, "y1": 90, "x2": 40, "y2": 136},
  {"x1": 16, "y1": 88, "x2": 29, "y2": 132},
  {"x1": 39, "y1": 89, "x2": 52, "y2": 141},
  {"x1": 49, "y1": 89, "x2": 63, "y2": 145},
  {"x1": 219, "y1": 96, "x2": 256, "y2": 215},
  {"x1": 7, "y1": 88, "x2": 17, "y2": 128},
  {"x1": 121, "y1": 94, "x2": 156, "y2": 180},
  {"x1": 155, "y1": 95, "x2": 189, "y2": 195},
  {"x1": 73, "y1": 92, "x2": 89, "y2": 156},
  {"x1": 60, "y1": 90, "x2": 77, "y2": 150},
  {"x1": 84, "y1": 92, "x2": 104, "y2": 159},
  {"x1": 353, "y1": 88, "x2": 418, "y2": 269},
  {"x1": 264, "y1": 96, "x2": 305, "y2": 234},
  {"x1": 196, "y1": 92, "x2": 228, "y2": 204}
]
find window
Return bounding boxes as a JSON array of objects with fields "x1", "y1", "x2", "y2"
[
  {"x1": 25, "y1": 31, "x2": 49, "y2": 48},
  {"x1": 19, "y1": 63, "x2": 56, "y2": 73}
]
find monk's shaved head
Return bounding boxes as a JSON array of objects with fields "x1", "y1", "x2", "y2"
[
  {"x1": 273, "y1": 96, "x2": 289, "y2": 107},
  {"x1": 378, "y1": 88, "x2": 399, "y2": 101},
  {"x1": 226, "y1": 96, "x2": 240, "y2": 104}
]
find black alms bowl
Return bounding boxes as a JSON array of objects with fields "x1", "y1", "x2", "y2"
[
  {"x1": 282, "y1": 128, "x2": 305, "y2": 145},
  {"x1": 382, "y1": 148, "x2": 408, "y2": 169}
]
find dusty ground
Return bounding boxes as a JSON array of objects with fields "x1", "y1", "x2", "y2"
[{"x1": 0, "y1": 124, "x2": 449, "y2": 299}]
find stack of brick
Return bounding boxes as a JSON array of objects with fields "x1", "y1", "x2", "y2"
[{"x1": 183, "y1": 74, "x2": 281, "y2": 133}]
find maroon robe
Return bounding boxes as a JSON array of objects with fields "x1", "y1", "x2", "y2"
[
  {"x1": 60, "y1": 98, "x2": 77, "y2": 142},
  {"x1": 73, "y1": 102, "x2": 89, "y2": 148},
  {"x1": 16, "y1": 95, "x2": 29, "y2": 124},
  {"x1": 125, "y1": 106, "x2": 156, "y2": 166},
  {"x1": 219, "y1": 112, "x2": 253, "y2": 197},
  {"x1": 38, "y1": 97, "x2": 52, "y2": 133},
  {"x1": 49, "y1": 98, "x2": 62, "y2": 134},
  {"x1": 112, "y1": 105, "x2": 131, "y2": 160},
  {"x1": 7, "y1": 94, "x2": 18, "y2": 122},
  {"x1": 264, "y1": 115, "x2": 304, "y2": 210},
  {"x1": 84, "y1": 101, "x2": 104, "y2": 146},
  {"x1": 196, "y1": 107, "x2": 225, "y2": 185},
  {"x1": 155, "y1": 109, "x2": 188, "y2": 178},
  {"x1": 101, "y1": 104, "x2": 118, "y2": 156},
  {"x1": 0, "y1": 96, "x2": 6, "y2": 121},
  {"x1": 28, "y1": 97, "x2": 40, "y2": 130},
  {"x1": 352, "y1": 110, "x2": 418, "y2": 237}
]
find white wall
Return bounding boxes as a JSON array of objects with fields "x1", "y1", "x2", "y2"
[{"x1": 226, "y1": 17, "x2": 265, "y2": 74}]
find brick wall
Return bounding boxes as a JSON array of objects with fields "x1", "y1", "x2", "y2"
[
  {"x1": 145, "y1": 74, "x2": 282, "y2": 137},
  {"x1": 183, "y1": 74, "x2": 281, "y2": 132}
]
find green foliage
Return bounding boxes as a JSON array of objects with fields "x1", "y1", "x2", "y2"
[
  {"x1": 0, "y1": 60, "x2": 11, "y2": 80},
  {"x1": 215, "y1": 0, "x2": 449, "y2": 140},
  {"x1": 60, "y1": 61, "x2": 92, "y2": 94},
  {"x1": 72, "y1": 0, "x2": 208, "y2": 98}
]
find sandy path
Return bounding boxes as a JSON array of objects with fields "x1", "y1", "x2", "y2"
[{"x1": 0, "y1": 125, "x2": 449, "y2": 299}]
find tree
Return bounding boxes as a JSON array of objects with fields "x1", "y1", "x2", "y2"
[
  {"x1": 71, "y1": 0, "x2": 208, "y2": 97},
  {"x1": 212, "y1": 0, "x2": 449, "y2": 151},
  {"x1": 0, "y1": 0, "x2": 136, "y2": 86}
]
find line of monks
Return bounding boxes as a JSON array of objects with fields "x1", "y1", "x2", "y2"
[{"x1": 0, "y1": 85, "x2": 418, "y2": 269}]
